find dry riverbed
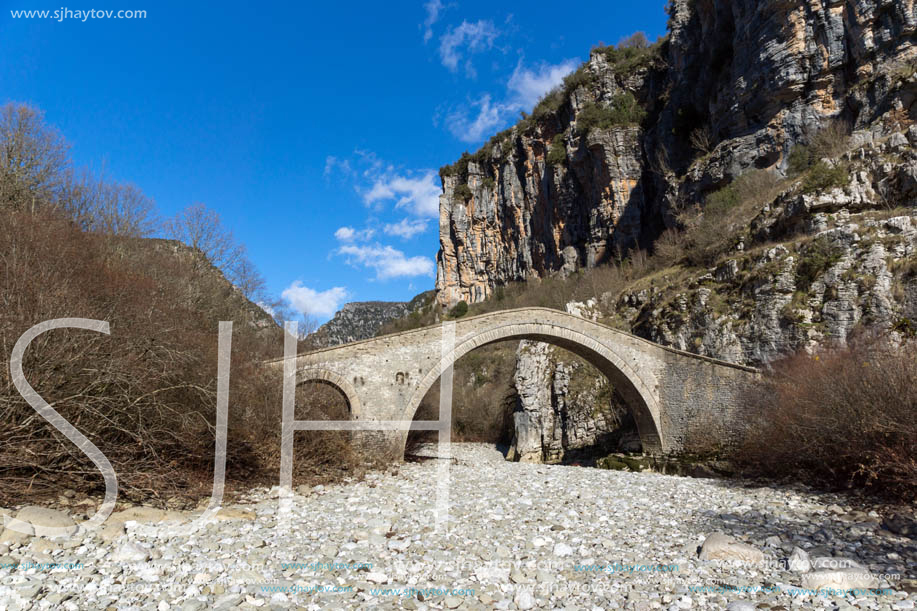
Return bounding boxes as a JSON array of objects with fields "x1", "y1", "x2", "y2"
[{"x1": 0, "y1": 444, "x2": 914, "y2": 610}]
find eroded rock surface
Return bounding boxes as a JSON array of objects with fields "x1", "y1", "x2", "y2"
[
  {"x1": 510, "y1": 340, "x2": 636, "y2": 463},
  {"x1": 435, "y1": 0, "x2": 917, "y2": 325}
]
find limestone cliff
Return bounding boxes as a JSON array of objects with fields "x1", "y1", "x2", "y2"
[
  {"x1": 619, "y1": 138, "x2": 917, "y2": 365},
  {"x1": 435, "y1": 0, "x2": 917, "y2": 307},
  {"x1": 427, "y1": 0, "x2": 917, "y2": 458},
  {"x1": 510, "y1": 340, "x2": 639, "y2": 463}
]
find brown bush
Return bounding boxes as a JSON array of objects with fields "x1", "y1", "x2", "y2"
[
  {"x1": 652, "y1": 229, "x2": 687, "y2": 267},
  {"x1": 0, "y1": 209, "x2": 352, "y2": 505},
  {"x1": 733, "y1": 334, "x2": 917, "y2": 500},
  {"x1": 681, "y1": 169, "x2": 784, "y2": 267}
]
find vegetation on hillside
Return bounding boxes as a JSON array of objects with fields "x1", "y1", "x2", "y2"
[
  {"x1": 575, "y1": 93, "x2": 647, "y2": 135},
  {"x1": 734, "y1": 334, "x2": 917, "y2": 500},
  {"x1": 0, "y1": 102, "x2": 353, "y2": 506}
]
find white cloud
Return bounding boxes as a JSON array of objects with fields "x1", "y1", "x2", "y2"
[
  {"x1": 508, "y1": 59, "x2": 578, "y2": 110},
  {"x1": 447, "y1": 94, "x2": 513, "y2": 143},
  {"x1": 439, "y1": 20, "x2": 499, "y2": 75},
  {"x1": 323, "y1": 155, "x2": 352, "y2": 178},
  {"x1": 338, "y1": 244, "x2": 434, "y2": 279},
  {"x1": 363, "y1": 170, "x2": 441, "y2": 217},
  {"x1": 281, "y1": 282, "x2": 348, "y2": 318},
  {"x1": 444, "y1": 59, "x2": 579, "y2": 143},
  {"x1": 256, "y1": 301, "x2": 276, "y2": 318},
  {"x1": 334, "y1": 226, "x2": 375, "y2": 242},
  {"x1": 334, "y1": 226, "x2": 356, "y2": 241},
  {"x1": 422, "y1": 0, "x2": 444, "y2": 43},
  {"x1": 384, "y1": 218, "x2": 429, "y2": 239}
]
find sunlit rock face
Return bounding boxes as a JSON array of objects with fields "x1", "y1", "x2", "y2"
[{"x1": 435, "y1": 0, "x2": 917, "y2": 308}]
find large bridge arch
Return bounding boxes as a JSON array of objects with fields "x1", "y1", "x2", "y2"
[{"x1": 401, "y1": 321, "x2": 665, "y2": 456}]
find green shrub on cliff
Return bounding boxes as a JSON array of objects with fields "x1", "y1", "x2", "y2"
[
  {"x1": 788, "y1": 121, "x2": 851, "y2": 177},
  {"x1": 575, "y1": 93, "x2": 646, "y2": 135},
  {"x1": 801, "y1": 161, "x2": 849, "y2": 194},
  {"x1": 546, "y1": 134, "x2": 567, "y2": 165},
  {"x1": 448, "y1": 300, "x2": 469, "y2": 318},
  {"x1": 532, "y1": 87, "x2": 566, "y2": 121},
  {"x1": 453, "y1": 184, "x2": 473, "y2": 202},
  {"x1": 563, "y1": 65, "x2": 594, "y2": 91},
  {"x1": 795, "y1": 236, "x2": 844, "y2": 291},
  {"x1": 787, "y1": 144, "x2": 813, "y2": 176}
]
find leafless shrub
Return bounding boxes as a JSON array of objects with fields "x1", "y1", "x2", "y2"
[
  {"x1": 0, "y1": 208, "x2": 351, "y2": 505},
  {"x1": 809, "y1": 119, "x2": 851, "y2": 160},
  {"x1": 733, "y1": 334, "x2": 917, "y2": 500},
  {"x1": 651, "y1": 145, "x2": 673, "y2": 177},
  {"x1": 689, "y1": 125, "x2": 714, "y2": 155},
  {"x1": 653, "y1": 228, "x2": 687, "y2": 266},
  {"x1": 618, "y1": 31, "x2": 649, "y2": 50}
]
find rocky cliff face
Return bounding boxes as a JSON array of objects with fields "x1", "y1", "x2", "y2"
[
  {"x1": 436, "y1": 0, "x2": 917, "y2": 307},
  {"x1": 509, "y1": 340, "x2": 638, "y2": 463},
  {"x1": 620, "y1": 137, "x2": 917, "y2": 365},
  {"x1": 310, "y1": 302, "x2": 411, "y2": 348},
  {"x1": 428, "y1": 0, "x2": 917, "y2": 459}
]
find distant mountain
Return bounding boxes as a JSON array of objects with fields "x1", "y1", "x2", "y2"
[{"x1": 309, "y1": 291, "x2": 434, "y2": 348}]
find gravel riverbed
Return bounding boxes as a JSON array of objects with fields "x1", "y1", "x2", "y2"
[{"x1": 0, "y1": 443, "x2": 914, "y2": 610}]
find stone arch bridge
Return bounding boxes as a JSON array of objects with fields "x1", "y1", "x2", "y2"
[{"x1": 266, "y1": 308, "x2": 759, "y2": 460}]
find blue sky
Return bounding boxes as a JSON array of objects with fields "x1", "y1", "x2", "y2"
[{"x1": 2, "y1": 1, "x2": 667, "y2": 321}]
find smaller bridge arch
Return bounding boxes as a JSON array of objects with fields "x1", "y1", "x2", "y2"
[{"x1": 295, "y1": 367, "x2": 362, "y2": 418}]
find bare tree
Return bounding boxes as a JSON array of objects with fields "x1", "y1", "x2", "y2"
[
  {"x1": 233, "y1": 257, "x2": 268, "y2": 302},
  {"x1": 92, "y1": 181, "x2": 158, "y2": 237},
  {"x1": 618, "y1": 31, "x2": 649, "y2": 50},
  {"x1": 165, "y1": 202, "x2": 244, "y2": 270},
  {"x1": 55, "y1": 166, "x2": 157, "y2": 237},
  {"x1": 56, "y1": 166, "x2": 98, "y2": 228},
  {"x1": 165, "y1": 202, "x2": 271, "y2": 301},
  {"x1": 0, "y1": 103, "x2": 70, "y2": 211}
]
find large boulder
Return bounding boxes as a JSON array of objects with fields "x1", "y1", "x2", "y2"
[
  {"x1": 801, "y1": 568, "x2": 878, "y2": 591},
  {"x1": 698, "y1": 532, "x2": 765, "y2": 564},
  {"x1": 0, "y1": 506, "x2": 77, "y2": 543}
]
